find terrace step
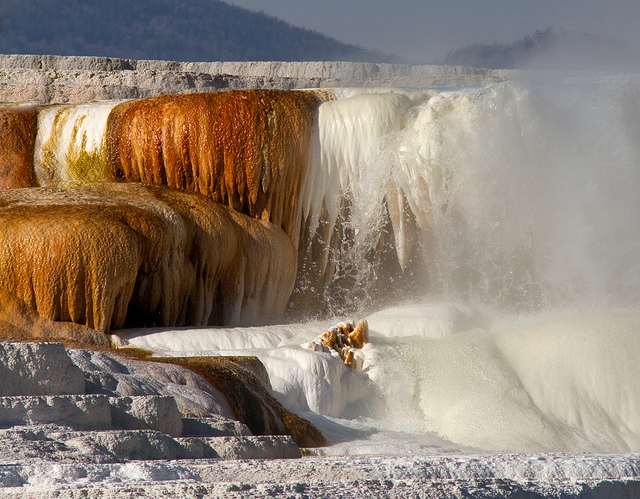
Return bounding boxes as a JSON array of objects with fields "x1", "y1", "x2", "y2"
[
  {"x1": 0, "y1": 394, "x2": 182, "y2": 435},
  {"x1": 0, "y1": 425, "x2": 301, "y2": 461},
  {"x1": 0, "y1": 395, "x2": 111, "y2": 430},
  {"x1": 0, "y1": 342, "x2": 85, "y2": 396},
  {"x1": 177, "y1": 435, "x2": 301, "y2": 460},
  {"x1": 180, "y1": 416, "x2": 252, "y2": 437}
]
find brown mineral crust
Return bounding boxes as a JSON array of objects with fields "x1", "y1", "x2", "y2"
[
  {"x1": 155, "y1": 356, "x2": 330, "y2": 448},
  {"x1": 107, "y1": 183, "x2": 296, "y2": 327},
  {"x1": 0, "y1": 285, "x2": 108, "y2": 347},
  {"x1": 0, "y1": 105, "x2": 40, "y2": 188},
  {"x1": 96, "y1": 183, "x2": 242, "y2": 328},
  {"x1": 105, "y1": 90, "x2": 322, "y2": 248},
  {"x1": 226, "y1": 208, "x2": 297, "y2": 326},
  {"x1": 0, "y1": 183, "x2": 298, "y2": 334},
  {"x1": 0, "y1": 199, "x2": 163, "y2": 333}
]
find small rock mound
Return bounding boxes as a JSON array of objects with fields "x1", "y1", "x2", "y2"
[{"x1": 307, "y1": 319, "x2": 369, "y2": 369}]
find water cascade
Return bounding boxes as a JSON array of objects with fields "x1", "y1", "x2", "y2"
[
  {"x1": 299, "y1": 82, "x2": 640, "y2": 314},
  {"x1": 2, "y1": 81, "x2": 640, "y2": 452}
]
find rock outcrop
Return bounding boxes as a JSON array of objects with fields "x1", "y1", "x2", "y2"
[{"x1": 0, "y1": 55, "x2": 523, "y2": 105}]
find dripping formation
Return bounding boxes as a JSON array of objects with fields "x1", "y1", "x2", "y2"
[
  {"x1": 0, "y1": 89, "x2": 328, "y2": 337},
  {"x1": 0, "y1": 88, "x2": 443, "y2": 337},
  {"x1": 0, "y1": 184, "x2": 296, "y2": 332},
  {"x1": 2, "y1": 82, "x2": 638, "y2": 339},
  {"x1": 105, "y1": 91, "x2": 321, "y2": 248}
]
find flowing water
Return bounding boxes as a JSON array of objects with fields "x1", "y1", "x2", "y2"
[{"x1": 109, "y1": 80, "x2": 640, "y2": 454}]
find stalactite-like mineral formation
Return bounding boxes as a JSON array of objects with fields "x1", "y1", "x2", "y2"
[{"x1": 105, "y1": 90, "x2": 322, "y2": 249}]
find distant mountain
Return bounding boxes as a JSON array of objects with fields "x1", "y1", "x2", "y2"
[
  {"x1": 438, "y1": 28, "x2": 640, "y2": 71},
  {"x1": 0, "y1": 0, "x2": 398, "y2": 63}
]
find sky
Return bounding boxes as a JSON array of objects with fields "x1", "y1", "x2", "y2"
[{"x1": 223, "y1": 0, "x2": 640, "y2": 64}]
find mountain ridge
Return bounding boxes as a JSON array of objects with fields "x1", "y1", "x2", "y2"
[{"x1": 0, "y1": 0, "x2": 398, "y2": 63}]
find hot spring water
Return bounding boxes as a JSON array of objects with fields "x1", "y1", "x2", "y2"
[{"x1": 112, "y1": 81, "x2": 640, "y2": 454}]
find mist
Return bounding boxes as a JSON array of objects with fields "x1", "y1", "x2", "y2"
[
  {"x1": 223, "y1": 0, "x2": 640, "y2": 66},
  {"x1": 438, "y1": 28, "x2": 640, "y2": 72}
]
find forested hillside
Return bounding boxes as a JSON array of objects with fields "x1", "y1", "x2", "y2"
[{"x1": 0, "y1": 0, "x2": 395, "y2": 63}]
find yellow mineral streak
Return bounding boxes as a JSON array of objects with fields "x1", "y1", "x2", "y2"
[{"x1": 34, "y1": 101, "x2": 127, "y2": 184}]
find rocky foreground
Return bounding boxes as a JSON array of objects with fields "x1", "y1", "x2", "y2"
[
  {"x1": 0, "y1": 340, "x2": 310, "y2": 496},
  {"x1": 3, "y1": 452, "x2": 640, "y2": 498},
  {"x1": 0, "y1": 341, "x2": 307, "y2": 457},
  {"x1": 0, "y1": 340, "x2": 638, "y2": 498}
]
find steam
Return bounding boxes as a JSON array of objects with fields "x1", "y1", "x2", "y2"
[
  {"x1": 438, "y1": 28, "x2": 640, "y2": 73},
  {"x1": 302, "y1": 82, "x2": 640, "y2": 314}
]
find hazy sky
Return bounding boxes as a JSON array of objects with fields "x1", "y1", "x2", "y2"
[{"x1": 223, "y1": 0, "x2": 640, "y2": 63}]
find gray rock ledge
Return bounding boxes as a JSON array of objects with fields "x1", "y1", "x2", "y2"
[
  {"x1": 3, "y1": 53, "x2": 637, "y2": 105},
  {"x1": 0, "y1": 342, "x2": 302, "y2": 466}
]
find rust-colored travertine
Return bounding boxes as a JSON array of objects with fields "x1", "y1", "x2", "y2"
[
  {"x1": 226, "y1": 209, "x2": 297, "y2": 326},
  {"x1": 0, "y1": 183, "x2": 298, "y2": 336},
  {"x1": 0, "y1": 106, "x2": 39, "y2": 188},
  {"x1": 98, "y1": 183, "x2": 296, "y2": 328},
  {"x1": 95, "y1": 183, "x2": 241, "y2": 329},
  {"x1": 0, "y1": 285, "x2": 109, "y2": 347},
  {"x1": 106, "y1": 90, "x2": 321, "y2": 248},
  {"x1": 0, "y1": 199, "x2": 162, "y2": 333}
]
